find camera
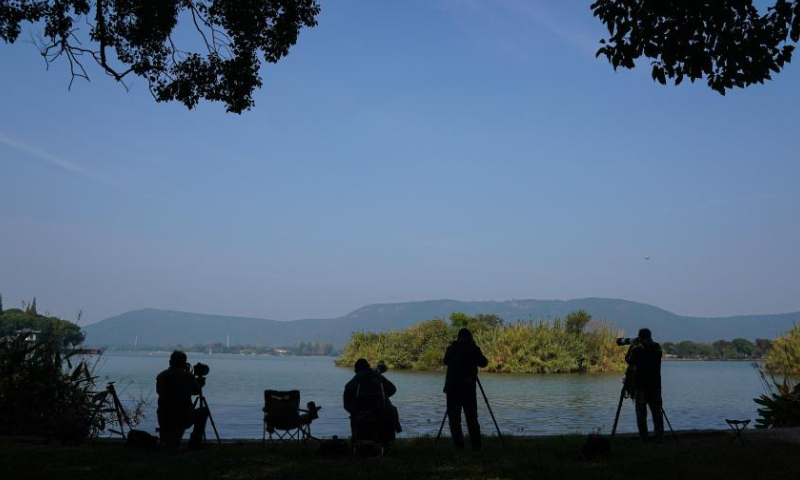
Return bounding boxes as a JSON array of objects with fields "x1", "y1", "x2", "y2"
[
  {"x1": 193, "y1": 362, "x2": 210, "y2": 377},
  {"x1": 616, "y1": 337, "x2": 635, "y2": 346},
  {"x1": 374, "y1": 361, "x2": 387, "y2": 374}
]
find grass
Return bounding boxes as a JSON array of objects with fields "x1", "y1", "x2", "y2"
[{"x1": 1, "y1": 433, "x2": 798, "y2": 480}]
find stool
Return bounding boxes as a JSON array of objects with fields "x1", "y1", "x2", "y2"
[{"x1": 725, "y1": 419, "x2": 750, "y2": 446}]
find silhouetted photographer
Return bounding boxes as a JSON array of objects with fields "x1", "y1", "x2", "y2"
[
  {"x1": 444, "y1": 328, "x2": 488, "y2": 451},
  {"x1": 343, "y1": 358, "x2": 401, "y2": 447},
  {"x1": 156, "y1": 351, "x2": 209, "y2": 449},
  {"x1": 624, "y1": 328, "x2": 664, "y2": 442}
]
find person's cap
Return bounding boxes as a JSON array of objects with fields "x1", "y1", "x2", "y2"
[{"x1": 638, "y1": 328, "x2": 652, "y2": 340}]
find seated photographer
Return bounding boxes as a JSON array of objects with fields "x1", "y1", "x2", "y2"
[
  {"x1": 625, "y1": 328, "x2": 664, "y2": 442},
  {"x1": 155, "y1": 351, "x2": 209, "y2": 449},
  {"x1": 343, "y1": 358, "x2": 401, "y2": 445}
]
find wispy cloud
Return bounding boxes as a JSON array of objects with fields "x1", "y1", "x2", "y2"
[
  {"x1": 436, "y1": 0, "x2": 599, "y2": 59},
  {"x1": 0, "y1": 132, "x2": 116, "y2": 186},
  {"x1": 497, "y1": 0, "x2": 598, "y2": 54}
]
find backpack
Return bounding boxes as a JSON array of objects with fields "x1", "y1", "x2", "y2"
[
  {"x1": 125, "y1": 429, "x2": 159, "y2": 449},
  {"x1": 317, "y1": 435, "x2": 351, "y2": 456},
  {"x1": 581, "y1": 434, "x2": 611, "y2": 460}
]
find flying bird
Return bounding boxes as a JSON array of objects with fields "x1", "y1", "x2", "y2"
[{"x1": 644, "y1": 257, "x2": 651, "y2": 260}]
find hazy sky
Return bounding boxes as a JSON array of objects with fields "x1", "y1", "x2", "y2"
[{"x1": 1, "y1": 1, "x2": 799, "y2": 325}]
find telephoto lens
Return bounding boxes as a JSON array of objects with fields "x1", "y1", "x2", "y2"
[
  {"x1": 193, "y1": 362, "x2": 210, "y2": 377},
  {"x1": 616, "y1": 337, "x2": 633, "y2": 346}
]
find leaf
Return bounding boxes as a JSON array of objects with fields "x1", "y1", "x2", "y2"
[{"x1": 656, "y1": 69, "x2": 666, "y2": 85}]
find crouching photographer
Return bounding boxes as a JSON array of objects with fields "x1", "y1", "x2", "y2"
[
  {"x1": 621, "y1": 329, "x2": 664, "y2": 442},
  {"x1": 156, "y1": 351, "x2": 210, "y2": 449}
]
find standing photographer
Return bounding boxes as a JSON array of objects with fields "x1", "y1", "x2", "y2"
[
  {"x1": 444, "y1": 328, "x2": 488, "y2": 451},
  {"x1": 625, "y1": 328, "x2": 664, "y2": 442},
  {"x1": 155, "y1": 350, "x2": 209, "y2": 449}
]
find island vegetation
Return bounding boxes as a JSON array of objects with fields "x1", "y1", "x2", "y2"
[{"x1": 337, "y1": 310, "x2": 626, "y2": 374}]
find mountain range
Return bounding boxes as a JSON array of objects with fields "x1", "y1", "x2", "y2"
[{"x1": 82, "y1": 298, "x2": 800, "y2": 348}]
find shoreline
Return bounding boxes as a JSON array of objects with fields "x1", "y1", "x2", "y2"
[{"x1": 7, "y1": 426, "x2": 796, "y2": 445}]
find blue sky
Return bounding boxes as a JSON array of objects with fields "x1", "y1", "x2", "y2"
[{"x1": 1, "y1": 1, "x2": 799, "y2": 324}]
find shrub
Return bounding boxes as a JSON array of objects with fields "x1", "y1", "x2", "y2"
[
  {"x1": 754, "y1": 363, "x2": 800, "y2": 428},
  {"x1": 764, "y1": 323, "x2": 800, "y2": 375},
  {"x1": 0, "y1": 333, "x2": 141, "y2": 441},
  {"x1": 337, "y1": 311, "x2": 626, "y2": 374},
  {"x1": 755, "y1": 323, "x2": 800, "y2": 428}
]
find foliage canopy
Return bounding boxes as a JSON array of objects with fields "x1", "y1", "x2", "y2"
[
  {"x1": 0, "y1": 0, "x2": 320, "y2": 112},
  {"x1": 0, "y1": 305, "x2": 85, "y2": 348},
  {"x1": 5, "y1": 2, "x2": 800, "y2": 111},
  {"x1": 591, "y1": 0, "x2": 800, "y2": 94}
]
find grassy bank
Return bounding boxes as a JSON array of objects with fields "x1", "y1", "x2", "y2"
[{"x1": 2, "y1": 434, "x2": 798, "y2": 480}]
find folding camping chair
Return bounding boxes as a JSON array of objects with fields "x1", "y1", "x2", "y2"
[
  {"x1": 262, "y1": 390, "x2": 320, "y2": 445},
  {"x1": 725, "y1": 419, "x2": 750, "y2": 447}
]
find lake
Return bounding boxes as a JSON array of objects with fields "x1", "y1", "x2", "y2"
[{"x1": 97, "y1": 352, "x2": 766, "y2": 439}]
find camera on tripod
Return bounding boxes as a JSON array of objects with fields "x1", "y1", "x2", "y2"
[
  {"x1": 192, "y1": 362, "x2": 210, "y2": 378},
  {"x1": 374, "y1": 361, "x2": 387, "y2": 374}
]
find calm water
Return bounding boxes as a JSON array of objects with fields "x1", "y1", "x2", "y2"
[{"x1": 97, "y1": 352, "x2": 765, "y2": 439}]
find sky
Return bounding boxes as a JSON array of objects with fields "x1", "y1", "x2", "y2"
[{"x1": 1, "y1": 1, "x2": 799, "y2": 325}]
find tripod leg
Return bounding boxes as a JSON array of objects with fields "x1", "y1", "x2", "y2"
[
  {"x1": 114, "y1": 397, "x2": 128, "y2": 439},
  {"x1": 203, "y1": 397, "x2": 222, "y2": 444},
  {"x1": 611, "y1": 386, "x2": 626, "y2": 437},
  {"x1": 108, "y1": 388, "x2": 128, "y2": 439},
  {"x1": 661, "y1": 407, "x2": 678, "y2": 445},
  {"x1": 476, "y1": 377, "x2": 504, "y2": 445},
  {"x1": 435, "y1": 410, "x2": 448, "y2": 444}
]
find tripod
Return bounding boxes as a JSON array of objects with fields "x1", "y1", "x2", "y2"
[
  {"x1": 91, "y1": 381, "x2": 131, "y2": 439},
  {"x1": 435, "y1": 377, "x2": 505, "y2": 445},
  {"x1": 193, "y1": 385, "x2": 221, "y2": 444},
  {"x1": 611, "y1": 378, "x2": 678, "y2": 444}
]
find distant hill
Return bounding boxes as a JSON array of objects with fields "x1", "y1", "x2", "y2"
[{"x1": 83, "y1": 298, "x2": 800, "y2": 348}]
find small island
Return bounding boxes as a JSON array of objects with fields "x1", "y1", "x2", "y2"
[{"x1": 337, "y1": 310, "x2": 627, "y2": 373}]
